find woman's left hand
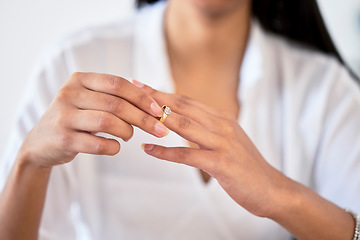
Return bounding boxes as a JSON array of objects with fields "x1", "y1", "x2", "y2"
[{"x1": 132, "y1": 80, "x2": 290, "y2": 218}]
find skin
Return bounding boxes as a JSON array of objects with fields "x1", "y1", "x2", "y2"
[
  {"x1": 0, "y1": 73, "x2": 169, "y2": 239},
  {"x1": 165, "y1": 0, "x2": 251, "y2": 181},
  {"x1": 0, "y1": 0, "x2": 356, "y2": 239},
  {"x1": 136, "y1": 81, "x2": 355, "y2": 240}
]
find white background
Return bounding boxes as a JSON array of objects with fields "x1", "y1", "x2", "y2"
[{"x1": 0, "y1": 0, "x2": 359, "y2": 158}]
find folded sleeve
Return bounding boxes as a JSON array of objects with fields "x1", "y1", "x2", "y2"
[
  {"x1": 313, "y1": 65, "x2": 360, "y2": 214},
  {"x1": 0, "y1": 45, "x2": 79, "y2": 240}
]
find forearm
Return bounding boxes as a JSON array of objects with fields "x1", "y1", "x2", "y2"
[
  {"x1": 269, "y1": 173, "x2": 355, "y2": 240},
  {"x1": 0, "y1": 151, "x2": 52, "y2": 240}
]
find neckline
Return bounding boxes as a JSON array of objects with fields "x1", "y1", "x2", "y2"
[{"x1": 133, "y1": 1, "x2": 264, "y2": 188}]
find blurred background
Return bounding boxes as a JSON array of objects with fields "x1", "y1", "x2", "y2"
[{"x1": 0, "y1": 0, "x2": 359, "y2": 156}]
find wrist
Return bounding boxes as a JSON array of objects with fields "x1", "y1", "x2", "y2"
[
  {"x1": 263, "y1": 171, "x2": 304, "y2": 221},
  {"x1": 16, "y1": 147, "x2": 53, "y2": 174}
]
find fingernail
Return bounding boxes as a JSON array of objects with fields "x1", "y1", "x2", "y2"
[
  {"x1": 151, "y1": 102, "x2": 163, "y2": 117},
  {"x1": 155, "y1": 122, "x2": 169, "y2": 137},
  {"x1": 130, "y1": 78, "x2": 144, "y2": 88},
  {"x1": 141, "y1": 143, "x2": 154, "y2": 151}
]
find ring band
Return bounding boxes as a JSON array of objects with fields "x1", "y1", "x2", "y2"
[{"x1": 160, "y1": 105, "x2": 171, "y2": 123}]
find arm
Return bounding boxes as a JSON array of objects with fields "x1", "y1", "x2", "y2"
[
  {"x1": 264, "y1": 167, "x2": 355, "y2": 240},
  {"x1": 0, "y1": 153, "x2": 52, "y2": 240},
  {"x1": 0, "y1": 73, "x2": 168, "y2": 240},
  {"x1": 135, "y1": 80, "x2": 357, "y2": 240}
]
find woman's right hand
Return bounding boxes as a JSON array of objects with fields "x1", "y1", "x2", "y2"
[{"x1": 19, "y1": 72, "x2": 168, "y2": 168}]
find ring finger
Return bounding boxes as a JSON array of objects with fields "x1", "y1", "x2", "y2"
[{"x1": 162, "y1": 110, "x2": 221, "y2": 150}]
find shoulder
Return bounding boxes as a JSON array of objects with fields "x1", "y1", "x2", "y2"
[
  {"x1": 37, "y1": 2, "x2": 165, "y2": 75},
  {"x1": 258, "y1": 25, "x2": 360, "y2": 107},
  {"x1": 61, "y1": 17, "x2": 135, "y2": 53},
  {"x1": 256, "y1": 24, "x2": 360, "y2": 151},
  {"x1": 52, "y1": 1, "x2": 165, "y2": 60},
  {"x1": 48, "y1": 16, "x2": 136, "y2": 73}
]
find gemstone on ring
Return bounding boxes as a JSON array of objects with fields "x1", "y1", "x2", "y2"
[
  {"x1": 160, "y1": 105, "x2": 171, "y2": 123},
  {"x1": 163, "y1": 106, "x2": 171, "y2": 115}
]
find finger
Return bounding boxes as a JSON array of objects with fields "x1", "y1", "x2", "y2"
[
  {"x1": 131, "y1": 79, "x2": 237, "y2": 122},
  {"x1": 72, "y1": 72, "x2": 163, "y2": 117},
  {"x1": 67, "y1": 109, "x2": 134, "y2": 142},
  {"x1": 161, "y1": 110, "x2": 221, "y2": 150},
  {"x1": 142, "y1": 143, "x2": 215, "y2": 172},
  {"x1": 130, "y1": 79, "x2": 236, "y2": 136},
  {"x1": 72, "y1": 89, "x2": 169, "y2": 138},
  {"x1": 66, "y1": 131, "x2": 120, "y2": 156}
]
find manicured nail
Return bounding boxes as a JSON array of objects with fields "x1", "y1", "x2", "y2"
[
  {"x1": 154, "y1": 122, "x2": 169, "y2": 137},
  {"x1": 151, "y1": 102, "x2": 163, "y2": 117},
  {"x1": 141, "y1": 143, "x2": 154, "y2": 151},
  {"x1": 130, "y1": 78, "x2": 144, "y2": 88}
]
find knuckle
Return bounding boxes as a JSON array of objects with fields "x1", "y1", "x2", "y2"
[
  {"x1": 70, "y1": 72, "x2": 82, "y2": 80},
  {"x1": 178, "y1": 116, "x2": 191, "y2": 129},
  {"x1": 106, "y1": 97, "x2": 117, "y2": 112},
  {"x1": 177, "y1": 147, "x2": 191, "y2": 160},
  {"x1": 95, "y1": 140, "x2": 107, "y2": 154},
  {"x1": 56, "y1": 87, "x2": 72, "y2": 102},
  {"x1": 175, "y1": 95, "x2": 192, "y2": 109},
  {"x1": 97, "y1": 113, "x2": 112, "y2": 130},
  {"x1": 140, "y1": 114, "x2": 153, "y2": 127},
  {"x1": 70, "y1": 72, "x2": 88, "y2": 86},
  {"x1": 107, "y1": 97, "x2": 123, "y2": 113},
  {"x1": 58, "y1": 132, "x2": 73, "y2": 149},
  {"x1": 70, "y1": 72, "x2": 87, "y2": 85},
  {"x1": 140, "y1": 115, "x2": 160, "y2": 134},
  {"x1": 148, "y1": 87, "x2": 158, "y2": 96},
  {"x1": 108, "y1": 75, "x2": 124, "y2": 91},
  {"x1": 138, "y1": 92, "x2": 150, "y2": 105},
  {"x1": 153, "y1": 147, "x2": 169, "y2": 159},
  {"x1": 153, "y1": 145, "x2": 165, "y2": 156},
  {"x1": 221, "y1": 121, "x2": 236, "y2": 135}
]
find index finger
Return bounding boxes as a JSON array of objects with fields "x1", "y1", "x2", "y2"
[{"x1": 72, "y1": 72, "x2": 163, "y2": 117}]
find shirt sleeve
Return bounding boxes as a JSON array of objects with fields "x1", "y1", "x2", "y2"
[
  {"x1": 313, "y1": 64, "x2": 360, "y2": 214},
  {"x1": 0, "y1": 46, "x2": 79, "y2": 240}
]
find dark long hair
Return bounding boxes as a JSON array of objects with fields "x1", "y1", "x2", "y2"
[{"x1": 136, "y1": 0, "x2": 343, "y2": 64}]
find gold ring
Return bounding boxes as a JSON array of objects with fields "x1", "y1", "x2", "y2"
[{"x1": 160, "y1": 105, "x2": 171, "y2": 123}]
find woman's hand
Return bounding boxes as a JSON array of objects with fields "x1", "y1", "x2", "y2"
[
  {"x1": 19, "y1": 73, "x2": 169, "y2": 169},
  {"x1": 132, "y1": 79, "x2": 290, "y2": 218},
  {"x1": 133, "y1": 80, "x2": 357, "y2": 240}
]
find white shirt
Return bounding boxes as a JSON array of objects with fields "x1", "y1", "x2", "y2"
[{"x1": 1, "y1": 1, "x2": 360, "y2": 239}]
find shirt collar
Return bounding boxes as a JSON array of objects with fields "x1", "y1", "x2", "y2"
[
  {"x1": 239, "y1": 21, "x2": 263, "y2": 103},
  {"x1": 132, "y1": 1, "x2": 172, "y2": 92}
]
